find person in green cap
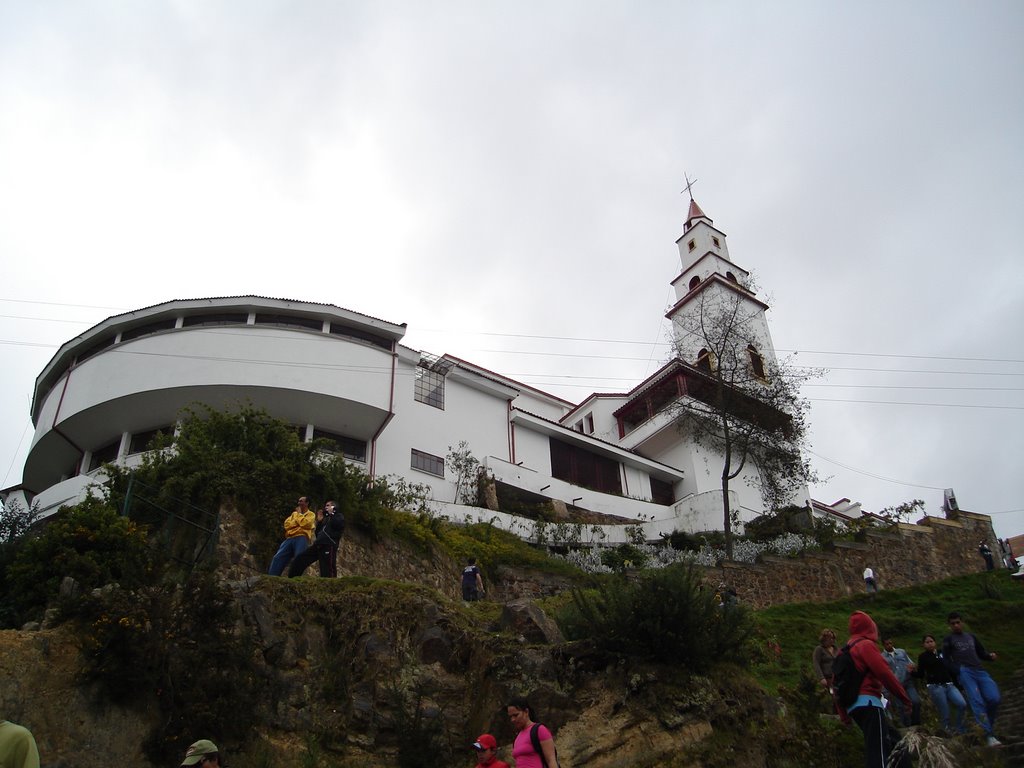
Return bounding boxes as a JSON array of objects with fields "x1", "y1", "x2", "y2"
[{"x1": 179, "y1": 739, "x2": 221, "y2": 767}]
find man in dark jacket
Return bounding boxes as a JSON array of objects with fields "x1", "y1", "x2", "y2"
[
  {"x1": 942, "y1": 611, "x2": 1001, "y2": 746},
  {"x1": 839, "y1": 611, "x2": 912, "y2": 768},
  {"x1": 288, "y1": 500, "x2": 345, "y2": 578}
]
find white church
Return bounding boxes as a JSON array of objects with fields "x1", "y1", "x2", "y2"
[{"x1": 3, "y1": 198, "x2": 813, "y2": 543}]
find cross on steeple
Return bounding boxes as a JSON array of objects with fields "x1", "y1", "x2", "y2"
[{"x1": 681, "y1": 172, "x2": 698, "y2": 201}]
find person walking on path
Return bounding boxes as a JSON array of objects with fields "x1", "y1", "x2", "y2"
[
  {"x1": 268, "y1": 496, "x2": 316, "y2": 576},
  {"x1": 915, "y1": 634, "x2": 967, "y2": 734},
  {"x1": 472, "y1": 733, "x2": 510, "y2": 768},
  {"x1": 882, "y1": 638, "x2": 921, "y2": 726},
  {"x1": 863, "y1": 567, "x2": 878, "y2": 594},
  {"x1": 838, "y1": 610, "x2": 912, "y2": 768},
  {"x1": 288, "y1": 499, "x2": 345, "y2": 578},
  {"x1": 462, "y1": 557, "x2": 484, "y2": 602},
  {"x1": 942, "y1": 611, "x2": 1001, "y2": 746}
]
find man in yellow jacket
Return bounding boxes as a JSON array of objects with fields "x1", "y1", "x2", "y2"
[{"x1": 268, "y1": 496, "x2": 316, "y2": 576}]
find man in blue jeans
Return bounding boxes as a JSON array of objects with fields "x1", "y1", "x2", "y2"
[{"x1": 942, "y1": 611, "x2": 1001, "y2": 746}]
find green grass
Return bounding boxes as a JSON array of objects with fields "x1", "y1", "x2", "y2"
[{"x1": 750, "y1": 571, "x2": 1024, "y2": 695}]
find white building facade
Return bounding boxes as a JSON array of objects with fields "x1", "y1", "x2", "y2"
[{"x1": 4, "y1": 200, "x2": 811, "y2": 541}]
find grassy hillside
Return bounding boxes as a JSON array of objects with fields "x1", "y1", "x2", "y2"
[{"x1": 750, "y1": 571, "x2": 1024, "y2": 695}]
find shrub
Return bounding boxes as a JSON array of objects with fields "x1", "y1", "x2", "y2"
[
  {"x1": 559, "y1": 563, "x2": 753, "y2": 668},
  {"x1": 4, "y1": 496, "x2": 152, "y2": 626},
  {"x1": 72, "y1": 570, "x2": 260, "y2": 766}
]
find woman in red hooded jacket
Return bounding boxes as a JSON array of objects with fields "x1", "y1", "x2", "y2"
[{"x1": 840, "y1": 611, "x2": 913, "y2": 768}]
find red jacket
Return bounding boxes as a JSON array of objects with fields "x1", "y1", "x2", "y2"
[{"x1": 842, "y1": 611, "x2": 912, "y2": 713}]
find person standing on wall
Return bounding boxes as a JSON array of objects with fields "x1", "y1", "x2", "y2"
[
  {"x1": 979, "y1": 541, "x2": 995, "y2": 571},
  {"x1": 268, "y1": 496, "x2": 316, "y2": 576},
  {"x1": 942, "y1": 611, "x2": 1002, "y2": 746},
  {"x1": 288, "y1": 500, "x2": 345, "y2": 578}
]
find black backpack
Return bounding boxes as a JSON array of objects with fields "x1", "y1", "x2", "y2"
[
  {"x1": 529, "y1": 723, "x2": 560, "y2": 768},
  {"x1": 832, "y1": 638, "x2": 868, "y2": 708}
]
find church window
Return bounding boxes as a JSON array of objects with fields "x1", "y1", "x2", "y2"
[
  {"x1": 585, "y1": 414, "x2": 595, "y2": 434},
  {"x1": 688, "y1": 275, "x2": 701, "y2": 291},
  {"x1": 712, "y1": 236, "x2": 721, "y2": 248},
  {"x1": 411, "y1": 448, "x2": 444, "y2": 477},
  {"x1": 748, "y1": 345, "x2": 766, "y2": 380},
  {"x1": 574, "y1": 420, "x2": 584, "y2": 433},
  {"x1": 726, "y1": 271, "x2": 737, "y2": 282},
  {"x1": 696, "y1": 348, "x2": 716, "y2": 374},
  {"x1": 687, "y1": 239, "x2": 696, "y2": 252}
]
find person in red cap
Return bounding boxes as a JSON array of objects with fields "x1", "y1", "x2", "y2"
[
  {"x1": 472, "y1": 733, "x2": 509, "y2": 768},
  {"x1": 840, "y1": 611, "x2": 912, "y2": 768}
]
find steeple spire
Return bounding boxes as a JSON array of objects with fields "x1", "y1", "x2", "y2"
[{"x1": 681, "y1": 172, "x2": 712, "y2": 230}]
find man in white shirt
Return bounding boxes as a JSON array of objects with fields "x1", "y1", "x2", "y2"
[{"x1": 863, "y1": 566, "x2": 878, "y2": 593}]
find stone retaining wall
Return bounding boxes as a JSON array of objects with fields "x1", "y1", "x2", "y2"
[{"x1": 701, "y1": 511, "x2": 1000, "y2": 609}]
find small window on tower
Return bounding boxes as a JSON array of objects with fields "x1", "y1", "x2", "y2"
[
  {"x1": 748, "y1": 345, "x2": 766, "y2": 380},
  {"x1": 712, "y1": 236, "x2": 721, "y2": 248},
  {"x1": 688, "y1": 275, "x2": 701, "y2": 291},
  {"x1": 585, "y1": 414, "x2": 595, "y2": 434},
  {"x1": 687, "y1": 239, "x2": 696, "y2": 252},
  {"x1": 696, "y1": 348, "x2": 716, "y2": 374}
]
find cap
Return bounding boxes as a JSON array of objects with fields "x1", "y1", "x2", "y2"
[
  {"x1": 181, "y1": 740, "x2": 219, "y2": 766},
  {"x1": 472, "y1": 734, "x2": 497, "y2": 750}
]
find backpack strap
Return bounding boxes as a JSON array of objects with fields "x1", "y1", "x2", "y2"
[
  {"x1": 530, "y1": 723, "x2": 543, "y2": 760},
  {"x1": 845, "y1": 637, "x2": 869, "y2": 670},
  {"x1": 530, "y1": 723, "x2": 554, "y2": 768}
]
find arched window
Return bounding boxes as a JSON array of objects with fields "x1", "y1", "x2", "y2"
[
  {"x1": 696, "y1": 348, "x2": 716, "y2": 373},
  {"x1": 747, "y1": 345, "x2": 766, "y2": 380},
  {"x1": 688, "y1": 275, "x2": 701, "y2": 291},
  {"x1": 726, "y1": 271, "x2": 738, "y2": 283}
]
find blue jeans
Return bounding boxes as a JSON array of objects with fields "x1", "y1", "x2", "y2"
[
  {"x1": 958, "y1": 666, "x2": 1000, "y2": 735},
  {"x1": 268, "y1": 535, "x2": 308, "y2": 576},
  {"x1": 927, "y1": 683, "x2": 966, "y2": 733}
]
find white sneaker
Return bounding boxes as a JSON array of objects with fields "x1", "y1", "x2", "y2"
[{"x1": 986, "y1": 736, "x2": 1002, "y2": 747}]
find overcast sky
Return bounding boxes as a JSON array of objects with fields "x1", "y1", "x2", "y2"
[{"x1": 2, "y1": 1, "x2": 1022, "y2": 542}]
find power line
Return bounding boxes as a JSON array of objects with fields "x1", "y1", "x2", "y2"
[{"x1": 807, "y1": 449, "x2": 947, "y2": 490}]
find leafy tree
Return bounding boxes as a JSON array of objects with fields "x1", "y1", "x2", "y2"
[
  {"x1": 877, "y1": 498, "x2": 926, "y2": 525},
  {"x1": 3, "y1": 496, "x2": 151, "y2": 625},
  {"x1": 445, "y1": 440, "x2": 480, "y2": 504},
  {"x1": 668, "y1": 285, "x2": 819, "y2": 558},
  {"x1": 104, "y1": 404, "x2": 401, "y2": 563}
]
